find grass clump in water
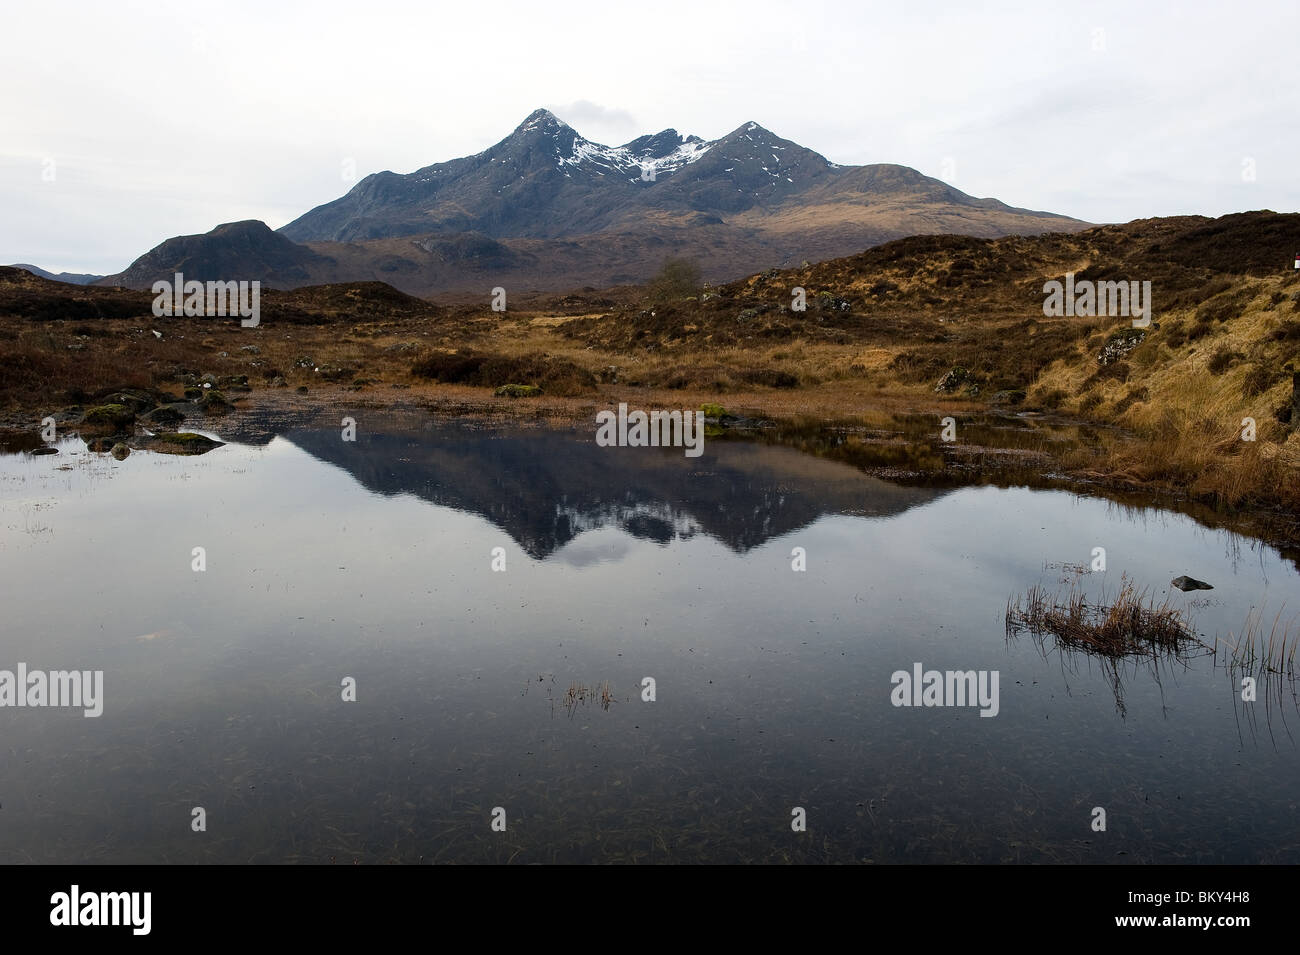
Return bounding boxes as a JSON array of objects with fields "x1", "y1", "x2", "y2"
[{"x1": 1006, "y1": 573, "x2": 1201, "y2": 658}]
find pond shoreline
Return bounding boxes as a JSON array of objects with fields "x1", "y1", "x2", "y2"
[{"x1": 10, "y1": 382, "x2": 1296, "y2": 563}]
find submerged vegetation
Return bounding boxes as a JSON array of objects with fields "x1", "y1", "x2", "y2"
[{"x1": 558, "y1": 680, "x2": 615, "y2": 715}]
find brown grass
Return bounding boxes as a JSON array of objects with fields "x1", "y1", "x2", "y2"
[
  {"x1": 410, "y1": 348, "x2": 597, "y2": 396},
  {"x1": 1006, "y1": 574, "x2": 1201, "y2": 658}
]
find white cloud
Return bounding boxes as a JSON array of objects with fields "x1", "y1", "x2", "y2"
[{"x1": 546, "y1": 100, "x2": 638, "y2": 137}]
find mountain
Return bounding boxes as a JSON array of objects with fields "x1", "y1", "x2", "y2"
[
  {"x1": 9, "y1": 265, "x2": 103, "y2": 285},
  {"x1": 282, "y1": 109, "x2": 1083, "y2": 245},
  {"x1": 99, "y1": 220, "x2": 334, "y2": 290},
  {"x1": 102, "y1": 109, "x2": 1091, "y2": 297}
]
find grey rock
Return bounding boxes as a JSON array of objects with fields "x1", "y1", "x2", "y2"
[
  {"x1": 1098, "y1": 329, "x2": 1145, "y2": 366},
  {"x1": 934, "y1": 367, "x2": 972, "y2": 394},
  {"x1": 1171, "y1": 575, "x2": 1213, "y2": 592}
]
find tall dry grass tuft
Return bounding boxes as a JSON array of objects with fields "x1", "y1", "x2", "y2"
[{"x1": 1006, "y1": 573, "x2": 1201, "y2": 658}]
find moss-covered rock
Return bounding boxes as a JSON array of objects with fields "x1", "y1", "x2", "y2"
[
  {"x1": 701, "y1": 402, "x2": 733, "y2": 437},
  {"x1": 199, "y1": 390, "x2": 231, "y2": 412},
  {"x1": 101, "y1": 389, "x2": 157, "y2": 413},
  {"x1": 142, "y1": 406, "x2": 186, "y2": 426},
  {"x1": 148, "y1": 432, "x2": 225, "y2": 455},
  {"x1": 81, "y1": 404, "x2": 135, "y2": 431},
  {"x1": 494, "y1": 383, "x2": 542, "y2": 398},
  {"x1": 110, "y1": 443, "x2": 130, "y2": 460}
]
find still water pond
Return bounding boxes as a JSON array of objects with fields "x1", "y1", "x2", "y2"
[{"x1": 1, "y1": 413, "x2": 1297, "y2": 863}]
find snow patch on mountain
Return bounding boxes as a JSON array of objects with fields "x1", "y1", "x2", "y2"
[{"x1": 554, "y1": 132, "x2": 713, "y2": 181}]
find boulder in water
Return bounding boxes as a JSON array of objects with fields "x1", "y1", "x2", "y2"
[{"x1": 147, "y1": 432, "x2": 224, "y2": 455}]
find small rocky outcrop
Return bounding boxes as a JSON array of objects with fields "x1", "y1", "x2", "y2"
[
  {"x1": 146, "y1": 432, "x2": 225, "y2": 455},
  {"x1": 199, "y1": 390, "x2": 232, "y2": 413},
  {"x1": 81, "y1": 404, "x2": 135, "y2": 432},
  {"x1": 1099, "y1": 328, "x2": 1146, "y2": 366},
  {"x1": 142, "y1": 406, "x2": 186, "y2": 427},
  {"x1": 934, "y1": 367, "x2": 972, "y2": 394}
]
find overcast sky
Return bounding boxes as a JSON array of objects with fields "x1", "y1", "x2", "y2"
[{"x1": 2, "y1": 0, "x2": 1295, "y2": 274}]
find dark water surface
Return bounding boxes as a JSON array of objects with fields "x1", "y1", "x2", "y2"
[{"x1": 1, "y1": 413, "x2": 1297, "y2": 863}]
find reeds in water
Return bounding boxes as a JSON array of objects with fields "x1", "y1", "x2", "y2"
[
  {"x1": 561, "y1": 680, "x2": 615, "y2": 713},
  {"x1": 1215, "y1": 607, "x2": 1300, "y2": 678},
  {"x1": 1006, "y1": 573, "x2": 1201, "y2": 658}
]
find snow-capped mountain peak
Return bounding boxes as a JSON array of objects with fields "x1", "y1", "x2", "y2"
[{"x1": 549, "y1": 123, "x2": 714, "y2": 182}]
